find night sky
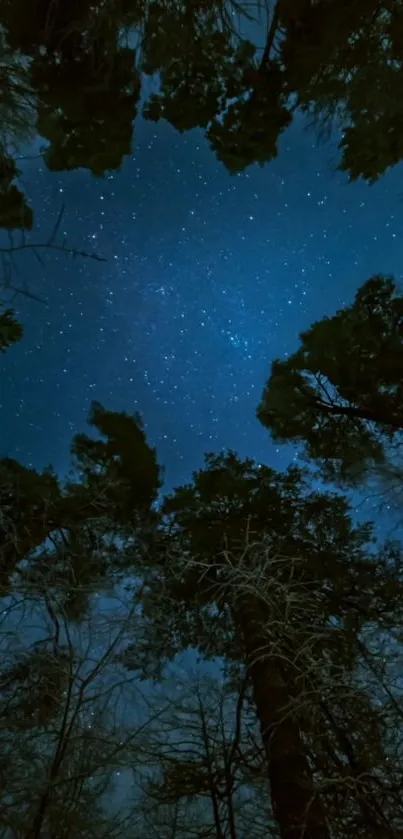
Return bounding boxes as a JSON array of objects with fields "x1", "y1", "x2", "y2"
[{"x1": 2, "y1": 109, "x2": 403, "y2": 516}]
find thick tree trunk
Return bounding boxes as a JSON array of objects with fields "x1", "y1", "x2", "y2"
[{"x1": 235, "y1": 595, "x2": 330, "y2": 839}]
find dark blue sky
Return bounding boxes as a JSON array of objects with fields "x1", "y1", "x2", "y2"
[{"x1": 1, "y1": 109, "x2": 403, "y2": 510}]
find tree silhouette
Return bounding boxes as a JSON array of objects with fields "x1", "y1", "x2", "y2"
[
  {"x1": 0, "y1": 568, "x2": 160, "y2": 839},
  {"x1": 137, "y1": 669, "x2": 274, "y2": 838},
  {"x1": 0, "y1": 0, "x2": 402, "y2": 192},
  {"x1": 0, "y1": 145, "x2": 33, "y2": 230},
  {"x1": 33, "y1": 46, "x2": 140, "y2": 177},
  {"x1": 0, "y1": 0, "x2": 140, "y2": 179},
  {"x1": 122, "y1": 450, "x2": 403, "y2": 838},
  {"x1": 2, "y1": 314, "x2": 403, "y2": 836},
  {"x1": 0, "y1": 398, "x2": 162, "y2": 597},
  {"x1": 0, "y1": 304, "x2": 23, "y2": 351},
  {"x1": 278, "y1": 0, "x2": 403, "y2": 184},
  {"x1": 257, "y1": 274, "x2": 403, "y2": 486}
]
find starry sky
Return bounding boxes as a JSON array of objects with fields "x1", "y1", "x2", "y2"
[{"x1": 2, "y1": 108, "x2": 403, "y2": 512}]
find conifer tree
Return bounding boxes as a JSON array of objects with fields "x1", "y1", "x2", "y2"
[{"x1": 257, "y1": 275, "x2": 403, "y2": 487}]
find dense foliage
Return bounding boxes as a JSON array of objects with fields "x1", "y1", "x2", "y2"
[
  {"x1": 1, "y1": 0, "x2": 403, "y2": 235},
  {"x1": 258, "y1": 275, "x2": 403, "y2": 487},
  {"x1": 2, "y1": 290, "x2": 403, "y2": 836},
  {"x1": 2, "y1": 2, "x2": 403, "y2": 835}
]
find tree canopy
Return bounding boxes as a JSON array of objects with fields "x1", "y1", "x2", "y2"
[
  {"x1": 1, "y1": 359, "x2": 403, "y2": 835},
  {"x1": 122, "y1": 450, "x2": 403, "y2": 838},
  {"x1": 0, "y1": 396, "x2": 162, "y2": 598},
  {"x1": 257, "y1": 274, "x2": 403, "y2": 486},
  {"x1": 0, "y1": 0, "x2": 403, "y2": 239}
]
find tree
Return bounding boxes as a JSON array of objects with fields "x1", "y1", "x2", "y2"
[
  {"x1": 257, "y1": 274, "x2": 403, "y2": 487},
  {"x1": 0, "y1": 313, "x2": 161, "y2": 599},
  {"x1": 0, "y1": 19, "x2": 110, "y2": 301},
  {"x1": 141, "y1": 3, "x2": 292, "y2": 173},
  {"x1": 33, "y1": 46, "x2": 140, "y2": 177},
  {"x1": 274, "y1": 0, "x2": 403, "y2": 183},
  {"x1": 2, "y1": 0, "x2": 176, "y2": 173},
  {"x1": 0, "y1": 369, "x2": 169, "y2": 835},
  {"x1": 2, "y1": 305, "x2": 403, "y2": 836},
  {"x1": 0, "y1": 0, "x2": 140, "y2": 179},
  {"x1": 140, "y1": 0, "x2": 403, "y2": 182},
  {"x1": 1, "y1": 384, "x2": 403, "y2": 835},
  {"x1": 0, "y1": 555, "x2": 164, "y2": 839},
  {"x1": 122, "y1": 451, "x2": 403, "y2": 839},
  {"x1": 0, "y1": 399, "x2": 162, "y2": 597},
  {"x1": 0, "y1": 304, "x2": 23, "y2": 351},
  {"x1": 0, "y1": 145, "x2": 33, "y2": 231},
  {"x1": 137, "y1": 667, "x2": 275, "y2": 838},
  {"x1": 0, "y1": 27, "x2": 38, "y2": 233},
  {"x1": 0, "y1": 28, "x2": 37, "y2": 230},
  {"x1": 1, "y1": 0, "x2": 403, "y2": 187}
]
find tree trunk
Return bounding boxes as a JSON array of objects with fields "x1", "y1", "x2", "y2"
[{"x1": 235, "y1": 595, "x2": 330, "y2": 839}]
